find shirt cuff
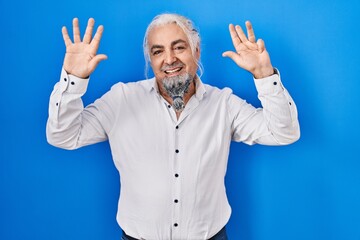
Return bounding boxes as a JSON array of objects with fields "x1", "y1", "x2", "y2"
[
  {"x1": 58, "y1": 68, "x2": 90, "y2": 94},
  {"x1": 253, "y1": 68, "x2": 285, "y2": 95}
]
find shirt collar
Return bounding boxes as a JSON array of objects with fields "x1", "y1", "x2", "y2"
[{"x1": 149, "y1": 75, "x2": 206, "y2": 101}]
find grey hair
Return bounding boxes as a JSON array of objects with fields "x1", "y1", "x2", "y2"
[{"x1": 143, "y1": 13, "x2": 203, "y2": 79}]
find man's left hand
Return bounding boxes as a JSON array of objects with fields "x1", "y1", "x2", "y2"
[{"x1": 222, "y1": 21, "x2": 274, "y2": 79}]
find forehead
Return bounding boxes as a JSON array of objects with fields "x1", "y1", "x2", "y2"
[{"x1": 148, "y1": 23, "x2": 189, "y2": 46}]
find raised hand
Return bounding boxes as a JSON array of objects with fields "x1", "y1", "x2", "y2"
[
  {"x1": 62, "y1": 18, "x2": 107, "y2": 78},
  {"x1": 222, "y1": 21, "x2": 274, "y2": 79}
]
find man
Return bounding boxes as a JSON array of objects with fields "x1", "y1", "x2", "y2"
[{"x1": 47, "y1": 13, "x2": 300, "y2": 240}]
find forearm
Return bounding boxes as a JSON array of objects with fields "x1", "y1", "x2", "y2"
[
  {"x1": 254, "y1": 69, "x2": 300, "y2": 145},
  {"x1": 46, "y1": 68, "x2": 95, "y2": 149}
]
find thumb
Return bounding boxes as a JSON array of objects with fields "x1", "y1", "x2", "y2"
[
  {"x1": 94, "y1": 54, "x2": 108, "y2": 62},
  {"x1": 222, "y1": 51, "x2": 238, "y2": 60},
  {"x1": 222, "y1": 51, "x2": 242, "y2": 65},
  {"x1": 223, "y1": 51, "x2": 244, "y2": 69},
  {"x1": 89, "y1": 54, "x2": 108, "y2": 71}
]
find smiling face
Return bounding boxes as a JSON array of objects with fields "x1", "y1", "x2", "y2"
[{"x1": 147, "y1": 23, "x2": 200, "y2": 84}]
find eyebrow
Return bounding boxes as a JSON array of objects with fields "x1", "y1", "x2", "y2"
[
  {"x1": 171, "y1": 39, "x2": 187, "y2": 46},
  {"x1": 150, "y1": 39, "x2": 187, "y2": 52}
]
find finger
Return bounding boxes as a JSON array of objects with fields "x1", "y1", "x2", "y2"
[
  {"x1": 257, "y1": 38, "x2": 265, "y2": 53},
  {"x1": 246, "y1": 21, "x2": 256, "y2": 43},
  {"x1": 83, "y1": 18, "x2": 95, "y2": 44},
  {"x1": 90, "y1": 25, "x2": 104, "y2": 53},
  {"x1": 235, "y1": 24, "x2": 248, "y2": 43},
  {"x1": 73, "y1": 18, "x2": 81, "y2": 43},
  {"x1": 229, "y1": 24, "x2": 241, "y2": 48},
  {"x1": 61, "y1": 26, "x2": 72, "y2": 47},
  {"x1": 88, "y1": 54, "x2": 108, "y2": 72}
]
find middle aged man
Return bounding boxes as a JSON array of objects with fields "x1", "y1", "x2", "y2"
[{"x1": 47, "y1": 13, "x2": 300, "y2": 240}]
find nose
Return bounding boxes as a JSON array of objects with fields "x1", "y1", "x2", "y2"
[{"x1": 164, "y1": 50, "x2": 177, "y2": 65}]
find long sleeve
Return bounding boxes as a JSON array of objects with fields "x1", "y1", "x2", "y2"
[
  {"x1": 228, "y1": 70, "x2": 300, "y2": 145},
  {"x1": 46, "y1": 68, "x2": 115, "y2": 150}
]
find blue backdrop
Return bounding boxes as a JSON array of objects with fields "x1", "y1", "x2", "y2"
[{"x1": 1, "y1": 0, "x2": 359, "y2": 239}]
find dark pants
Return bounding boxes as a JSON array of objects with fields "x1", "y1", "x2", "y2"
[{"x1": 121, "y1": 226, "x2": 228, "y2": 240}]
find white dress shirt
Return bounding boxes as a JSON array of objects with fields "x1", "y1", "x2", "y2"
[{"x1": 46, "y1": 68, "x2": 300, "y2": 240}]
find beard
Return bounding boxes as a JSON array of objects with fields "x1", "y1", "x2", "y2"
[{"x1": 161, "y1": 72, "x2": 194, "y2": 112}]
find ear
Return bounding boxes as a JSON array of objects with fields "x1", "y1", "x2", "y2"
[{"x1": 195, "y1": 45, "x2": 201, "y2": 60}]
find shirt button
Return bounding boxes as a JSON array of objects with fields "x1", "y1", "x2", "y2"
[
  {"x1": 174, "y1": 199, "x2": 179, "y2": 203},
  {"x1": 175, "y1": 174, "x2": 179, "y2": 178},
  {"x1": 273, "y1": 81, "x2": 277, "y2": 85},
  {"x1": 289, "y1": 102, "x2": 292, "y2": 105},
  {"x1": 71, "y1": 81, "x2": 75, "y2": 85},
  {"x1": 174, "y1": 223, "x2": 178, "y2": 227},
  {"x1": 168, "y1": 105, "x2": 171, "y2": 108},
  {"x1": 64, "y1": 78, "x2": 67, "y2": 82},
  {"x1": 56, "y1": 102, "x2": 59, "y2": 106},
  {"x1": 176, "y1": 126, "x2": 179, "y2": 129},
  {"x1": 175, "y1": 149, "x2": 179, "y2": 153}
]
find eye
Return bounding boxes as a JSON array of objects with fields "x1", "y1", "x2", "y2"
[
  {"x1": 174, "y1": 46, "x2": 185, "y2": 51},
  {"x1": 153, "y1": 50, "x2": 161, "y2": 56},
  {"x1": 152, "y1": 50, "x2": 162, "y2": 56}
]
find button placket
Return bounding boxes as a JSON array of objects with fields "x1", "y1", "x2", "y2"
[
  {"x1": 162, "y1": 101, "x2": 177, "y2": 123},
  {"x1": 59, "y1": 73, "x2": 69, "y2": 93},
  {"x1": 172, "y1": 122, "x2": 181, "y2": 232},
  {"x1": 55, "y1": 72, "x2": 70, "y2": 117}
]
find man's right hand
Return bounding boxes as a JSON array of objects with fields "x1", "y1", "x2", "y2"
[{"x1": 62, "y1": 18, "x2": 107, "y2": 78}]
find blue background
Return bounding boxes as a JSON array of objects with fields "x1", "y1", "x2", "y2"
[{"x1": 1, "y1": 0, "x2": 359, "y2": 239}]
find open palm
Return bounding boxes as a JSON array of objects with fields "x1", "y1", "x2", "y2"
[
  {"x1": 223, "y1": 21, "x2": 274, "y2": 79},
  {"x1": 62, "y1": 18, "x2": 107, "y2": 78}
]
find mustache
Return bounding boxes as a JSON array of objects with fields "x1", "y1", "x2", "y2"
[{"x1": 160, "y1": 62, "x2": 185, "y2": 71}]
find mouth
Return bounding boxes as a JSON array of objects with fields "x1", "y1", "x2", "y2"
[{"x1": 164, "y1": 67, "x2": 183, "y2": 75}]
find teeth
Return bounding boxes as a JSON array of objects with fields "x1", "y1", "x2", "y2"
[{"x1": 165, "y1": 68, "x2": 181, "y2": 74}]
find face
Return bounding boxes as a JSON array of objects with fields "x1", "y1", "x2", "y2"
[{"x1": 147, "y1": 23, "x2": 200, "y2": 83}]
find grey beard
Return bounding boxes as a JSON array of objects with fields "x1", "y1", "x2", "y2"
[{"x1": 162, "y1": 73, "x2": 193, "y2": 112}]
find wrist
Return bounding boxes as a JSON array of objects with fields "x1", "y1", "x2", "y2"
[
  {"x1": 252, "y1": 66, "x2": 275, "y2": 79},
  {"x1": 63, "y1": 66, "x2": 89, "y2": 79}
]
